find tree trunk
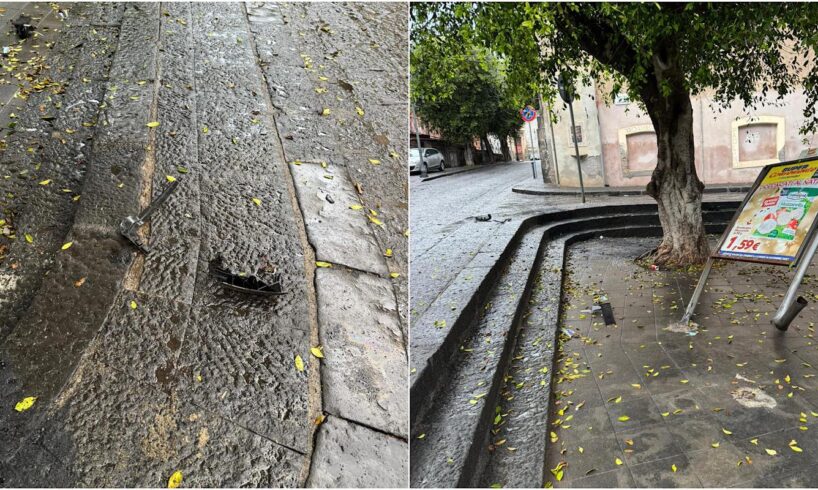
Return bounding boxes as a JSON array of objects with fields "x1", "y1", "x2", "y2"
[
  {"x1": 464, "y1": 143, "x2": 475, "y2": 166},
  {"x1": 500, "y1": 137, "x2": 511, "y2": 162},
  {"x1": 482, "y1": 135, "x2": 495, "y2": 164},
  {"x1": 537, "y1": 93, "x2": 554, "y2": 183},
  {"x1": 644, "y1": 85, "x2": 709, "y2": 267}
]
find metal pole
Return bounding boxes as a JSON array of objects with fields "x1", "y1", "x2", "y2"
[
  {"x1": 567, "y1": 102, "x2": 585, "y2": 203},
  {"x1": 679, "y1": 255, "x2": 715, "y2": 325},
  {"x1": 528, "y1": 121, "x2": 537, "y2": 179},
  {"x1": 772, "y1": 232, "x2": 818, "y2": 330},
  {"x1": 412, "y1": 103, "x2": 427, "y2": 178}
]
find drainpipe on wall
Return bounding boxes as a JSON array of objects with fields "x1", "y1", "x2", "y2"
[
  {"x1": 595, "y1": 99, "x2": 608, "y2": 187},
  {"x1": 699, "y1": 96, "x2": 706, "y2": 186}
]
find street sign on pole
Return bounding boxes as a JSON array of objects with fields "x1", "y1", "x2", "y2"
[
  {"x1": 521, "y1": 106, "x2": 538, "y2": 178},
  {"x1": 679, "y1": 156, "x2": 818, "y2": 331}
]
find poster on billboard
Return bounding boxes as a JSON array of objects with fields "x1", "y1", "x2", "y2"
[{"x1": 715, "y1": 158, "x2": 818, "y2": 265}]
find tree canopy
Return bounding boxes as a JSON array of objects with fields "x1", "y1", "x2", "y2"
[
  {"x1": 412, "y1": 3, "x2": 818, "y2": 132},
  {"x1": 410, "y1": 35, "x2": 523, "y2": 150}
]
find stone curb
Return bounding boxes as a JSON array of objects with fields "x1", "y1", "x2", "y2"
[
  {"x1": 512, "y1": 184, "x2": 752, "y2": 196},
  {"x1": 419, "y1": 162, "x2": 516, "y2": 182}
]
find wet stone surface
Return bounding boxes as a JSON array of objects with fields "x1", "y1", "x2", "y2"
[
  {"x1": 1, "y1": 1, "x2": 407, "y2": 486},
  {"x1": 544, "y1": 236, "x2": 818, "y2": 488},
  {"x1": 306, "y1": 415, "x2": 408, "y2": 488}
]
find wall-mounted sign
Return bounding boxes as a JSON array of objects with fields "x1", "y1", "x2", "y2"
[
  {"x1": 715, "y1": 157, "x2": 818, "y2": 265},
  {"x1": 614, "y1": 93, "x2": 630, "y2": 105}
]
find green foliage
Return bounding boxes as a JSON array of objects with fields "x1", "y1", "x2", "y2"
[
  {"x1": 412, "y1": 2, "x2": 818, "y2": 133},
  {"x1": 410, "y1": 32, "x2": 522, "y2": 145}
]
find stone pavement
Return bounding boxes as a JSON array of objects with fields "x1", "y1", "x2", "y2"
[
  {"x1": 540, "y1": 236, "x2": 818, "y2": 488},
  {"x1": 0, "y1": 2, "x2": 407, "y2": 487}
]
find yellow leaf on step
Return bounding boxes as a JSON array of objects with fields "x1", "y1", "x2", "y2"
[
  {"x1": 295, "y1": 355, "x2": 305, "y2": 372},
  {"x1": 61, "y1": 241, "x2": 73, "y2": 250},
  {"x1": 14, "y1": 396, "x2": 36, "y2": 412},
  {"x1": 315, "y1": 261, "x2": 332, "y2": 268},
  {"x1": 310, "y1": 347, "x2": 324, "y2": 359},
  {"x1": 147, "y1": 121, "x2": 160, "y2": 128},
  {"x1": 167, "y1": 471, "x2": 182, "y2": 488},
  {"x1": 671, "y1": 464, "x2": 677, "y2": 473},
  {"x1": 765, "y1": 448, "x2": 777, "y2": 456}
]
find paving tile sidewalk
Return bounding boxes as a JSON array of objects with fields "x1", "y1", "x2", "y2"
[{"x1": 544, "y1": 236, "x2": 818, "y2": 488}]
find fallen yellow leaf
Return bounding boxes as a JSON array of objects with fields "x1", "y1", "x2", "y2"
[
  {"x1": 390, "y1": 272, "x2": 400, "y2": 279},
  {"x1": 14, "y1": 396, "x2": 36, "y2": 412},
  {"x1": 765, "y1": 448, "x2": 777, "y2": 456},
  {"x1": 251, "y1": 197, "x2": 262, "y2": 206},
  {"x1": 147, "y1": 121, "x2": 160, "y2": 128},
  {"x1": 61, "y1": 241, "x2": 73, "y2": 250},
  {"x1": 130, "y1": 300, "x2": 137, "y2": 310},
  {"x1": 310, "y1": 347, "x2": 324, "y2": 359},
  {"x1": 384, "y1": 248, "x2": 393, "y2": 257},
  {"x1": 671, "y1": 464, "x2": 677, "y2": 473},
  {"x1": 315, "y1": 261, "x2": 332, "y2": 268},
  {"x1": 168, "y1": 470, "x2": 182, "y2": 488},
  {"x1": 295, "y1": 355, "x2": 305, "y2": 372},
  {"x1": 166, "y1": 175, "x2": 176, "y2": 183}
]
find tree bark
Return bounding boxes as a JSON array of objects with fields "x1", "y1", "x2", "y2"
[
  {"x1": 643, "y1": 67, "x2": 709, "y2": 266},
  {"x1": 464, "y1": 143, "x2": 475, "y2": 166},
  {"x1": 537, "y1": 93, "x2": 554, "y2": 183},
  {"x1": 482, "y1": 135, "x2": 496, "y2": 164},
  {"x1": 500, "y1": 136, "x2": 512, "y2": 162}
]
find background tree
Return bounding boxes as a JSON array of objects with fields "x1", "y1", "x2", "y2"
[
  {"x1": 411, "y1": 36, "x2": 522, "y2": 166},
  {"x1": 412, "y1": 3, "x2": 818, "y2": 266}
]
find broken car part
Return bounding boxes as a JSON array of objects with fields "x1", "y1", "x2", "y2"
[
  {"x1": 209, "y1": 256, "x2": 285, "y2": 296},
  {"x1": 119, "y1": 180, "x2": 179, "y2": 253}
]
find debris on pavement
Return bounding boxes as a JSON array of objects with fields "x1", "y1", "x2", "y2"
[
  {"x1": 209, "y1": 256, "x2": 285, "y2": 296},
  {"x1": 475, "y1": 214, "x2": 492, "y2": 222},
  {"x1": 731, "y1": 386, "x2": 777, "y2": 409},
  {"x1": 664, "y1": 320, "x2": 699, "y2": 336},
  {"x1": 119, "y1": 180, "x2": 179, "y2": 253},
  {"x1": 12, "y1": 15, "x2": 34, "y2": 39}
]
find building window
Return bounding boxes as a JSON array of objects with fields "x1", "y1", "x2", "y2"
[
  {"x1": 570, "y1": 125, "x2": 583, "y2": 144},
  {"x1": 731, "y1": 116, "x2": 785, "y2": 169}
]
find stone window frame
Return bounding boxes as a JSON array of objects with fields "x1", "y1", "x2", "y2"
[
  {"x1": 618, "y1": 124, "x2": 656, "y2": 178},
  {"x1": 731, "y1": 116, "x2": 785, "y2": 169}
]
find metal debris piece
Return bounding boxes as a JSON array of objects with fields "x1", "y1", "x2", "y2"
[
  {"x1": 475, "y1": 214, "x2": 491, "y2": 222},
  {"x1": 209, "y1": 256, "x2": 285, "y2": 296},
  {"x1": 12, "y1": 15, "x2": 34, "y2": 39},
  {"x1": 600, "y1": 301, "x2": 616, "y2": 326},
  {"x1": 119, "y1": 180, "x2": 179, "y2": 253}
]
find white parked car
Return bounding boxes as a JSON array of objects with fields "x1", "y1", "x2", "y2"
[{"x1": 410, "y1": 148, "x2": 445, "y2": 173}]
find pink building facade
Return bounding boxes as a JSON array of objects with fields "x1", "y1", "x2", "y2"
[{"x1": 547, "y1": 84, "x2": 816, "y2": 188}]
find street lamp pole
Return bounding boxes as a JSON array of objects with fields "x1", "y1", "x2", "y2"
[
  {"x1": 412, "y1": 102, "x2": 427, "y2": 178},
  {"x1": 559, "y1": 73, "x2": 586, "y2": 204}
]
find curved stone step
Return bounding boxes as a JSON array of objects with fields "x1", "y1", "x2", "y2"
[{"x1": 410, "y1": 201, "x2": 739, "y2": 488}]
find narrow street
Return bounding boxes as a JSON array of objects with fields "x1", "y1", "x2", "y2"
[{"x1": 0, "y1": 3, "x2": 407, "y2": 487}]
